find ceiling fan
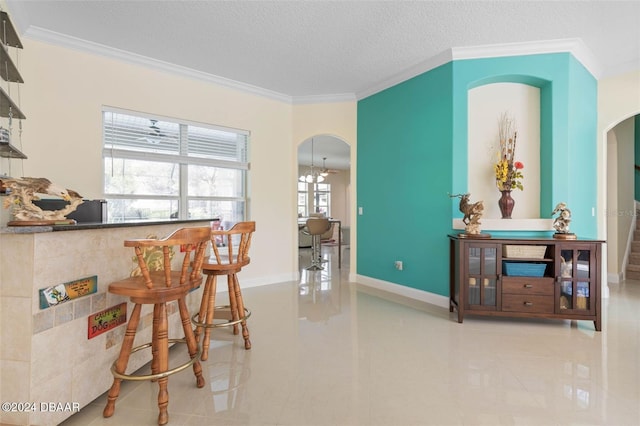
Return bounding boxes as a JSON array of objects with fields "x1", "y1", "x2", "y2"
[
  {"x1": 147, "y1": 119, "x2": 166, "y2": 137},
  {"x1": 137, "y1": 119, "x2": 166, "y2": 144},
  {"x1": 320, "y1": 157, "x2": 339, "y2": 176}
]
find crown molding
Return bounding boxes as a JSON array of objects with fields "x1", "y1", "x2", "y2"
[
  {"x1": 22, "y1": 25, "x2": 604, "y2": 105},
  {"x1": 358, "y1": 38, "x2": 603, "y2": 100},
  {"x1": 452, "y1": 38, "x2": 602, "y2": 79},
  {"x1": 292, "y1": 93, "x2": 356, "y2": 105},
  {"x1": 23, "y1": 26, "x2": 296, "y2": 104},
  {"x1": 356, "y1": 49, "x2": 453, "y2": 100},
  {"x1": 25, "y1": 26, "x2": 359, "y2": 105}
]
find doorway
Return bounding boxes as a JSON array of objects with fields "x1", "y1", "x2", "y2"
[
  {"x1": 606, "y1": 114, "x2": 639, "y2": 282},
  {"x1": 296, "y1": 135, "x2": 351, "y2": 271}
]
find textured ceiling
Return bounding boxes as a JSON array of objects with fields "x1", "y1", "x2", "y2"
[
  {"x1": 4, "y1": 1, "x2": 639, "y2": 170},
  {"x1": 6, "y1": 0, "x2": 640, "y2": 100}
]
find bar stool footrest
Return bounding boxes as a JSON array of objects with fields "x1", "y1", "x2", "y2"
[
  {"x1": 110, "y1": 338, "x2": 201, "y2": 382},
  {"x1": 192, "y1": 305, "x2": 251, "y2": 329}
]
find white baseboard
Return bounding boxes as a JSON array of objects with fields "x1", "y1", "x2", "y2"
[
  {"x1": 227, "y1": 272, "x2": 298, "y2": 291},
  {"x1": 354, "y1": 274, "x2": 450, "y2": 309},
  {"x1": 608, "y1": 272, "x2": 623, "y2": 284}
]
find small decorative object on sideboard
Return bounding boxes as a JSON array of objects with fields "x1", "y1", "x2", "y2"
[
  {"x1": 551, "y1": 202, "x2": 576, "y2": 239},
  {"x1": 449, "y1": 192, "x2": 490, "y2": 238},
  {"x1": 0, "y1": 177, "x2": 83, "y2": 225},
  {"x1": 493, "y1": 112, "x2": 524, "y2": 219}
]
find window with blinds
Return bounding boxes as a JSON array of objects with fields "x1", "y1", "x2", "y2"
[{"x1": 103, "y1": 108, "x2": 249, "y2": 223}]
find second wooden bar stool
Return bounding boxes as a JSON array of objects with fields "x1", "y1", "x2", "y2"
[
  {"x1": 193, "y1": 221, "x2": 255, "y2": 360},
  {"x1": 103, "y1": 227, "x2": 210, "y2": 425}
]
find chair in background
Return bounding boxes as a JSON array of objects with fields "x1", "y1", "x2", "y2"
[
  {"x1": 302, "y1": 218, "x2": 331, "y2": 270},
  {"x1": 103, "y1": 227, "x2": 210, "y2": 425},
  {"x1": 320, "y1": 222, "x2": 336, "y2": 243},
  {"x1": 193, "y1": 221, "x2": 255, "y2": 361}
]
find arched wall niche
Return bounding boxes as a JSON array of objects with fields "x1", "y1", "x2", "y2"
[
  {"x1": 453, "y1": 67, "x2": 558, "y2": 231},
  {"x1": 451, "y1": 53, "x2": 596, "y2": 235},
  {"x1": 468, "y1": 80, "x2": 546, "y2": 219}
]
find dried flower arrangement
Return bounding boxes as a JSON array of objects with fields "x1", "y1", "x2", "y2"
[{"x1": 493, "y1": 112, "x2": 524, "y2": 191}]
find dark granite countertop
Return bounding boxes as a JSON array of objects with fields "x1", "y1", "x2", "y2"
[{"x1": 0, "y1": 218, "x2": 216, "y2": 234}]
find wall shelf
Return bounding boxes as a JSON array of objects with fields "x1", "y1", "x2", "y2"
[
  {"x1": 0, "y1": 12, "x2": 23, "y2": 48},
  {"x1": 452, "y1": 218, "x2": 554, "y2": 232},
  {"x1": 0, "y1": 11, "x2": 25, "y2": 160},
  {"x1": 0, "y1": 85, "x2": 25, "y2": 119},
  {"x1": 0, "y1": 140, "x2": 26, "y2": 159},
  {"x1": 0, "y1": 44, "x2": 23, "y2": 83}
]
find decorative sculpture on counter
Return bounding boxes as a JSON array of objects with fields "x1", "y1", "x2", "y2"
[
  {"x1": 552, "y1": 202, "x2": 576, "y2": 239},
  {"x1": 0, "y1": 177, "x2": 83, "y2": 224},
  {"x1": 449, "y1": 193, "x2": 490, "y2": 238}
]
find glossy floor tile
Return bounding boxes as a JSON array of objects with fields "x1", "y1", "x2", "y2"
[{"x1": 61, "y1": 245, "x2": 640, "y2": 425}]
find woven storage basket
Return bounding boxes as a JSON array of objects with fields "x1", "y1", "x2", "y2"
[{"x1": 503, "y1": 245, "x2": 546, "y2": 259}]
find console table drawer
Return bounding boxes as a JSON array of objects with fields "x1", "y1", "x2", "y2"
[
  {"x1": 502, "y1": 294, "x2": 554, "y2": 313},
  {"x1": 502, "y1": 277, "x2": 554, "y2": 296}
]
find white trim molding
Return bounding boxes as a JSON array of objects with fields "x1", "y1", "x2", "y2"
[
  {"x1": 358, "y1": 38, "x2": 601, "y2": 100},
  {"x1": 452, "y1": 218, "x2": 554, "y2": 232},
  {"x1": 452, "y1": 38, "x2": 602, "y2": 79},
  {"x1": 241, "y1": 272, "x2": 299, "y2": 290},
  {"x1": 21, "y1": 25, "x2": 601, "y2": 105},
  {"x1": 356, "y1": 49, "x2": 453, "y2": 100},
  {"x1": 23, "y1": 26, "x2": 300, "y2": 104},
  {"x1": 355, "y1": 274, "x2": 449, "y2": 309},
  {"x1": 23, "y1": 26, "x2": 357, "y2": 105}
]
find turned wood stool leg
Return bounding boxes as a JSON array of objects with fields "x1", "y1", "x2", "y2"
[
  {"x1": 232, "y1": 273, "x2": 251, "y2": 350},
  {"x1": 103, "y1": 303, "x2": 142, "y2": 418},
  {"x1": 155, "y1": 303, "x2": 170, "y2": 425},
  {"x1": 151, "y1": 304, "x2": 161, "y2": 380},
  {"x1": 227, "y1": 275, "x2": 240, "y2": 335},
  {"x1": 200, "y1": 274, "x2": 218, "y2": 361},
  {"x1": 177, "y1": 297, "x2": 205, "y2": 387},
  {"x1": 194, "y1": 276, "x2": 212, "y2": 343}
]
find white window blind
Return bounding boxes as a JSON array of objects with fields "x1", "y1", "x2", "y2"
[{"x1": 102, "y1": 108, "x2": 249, "y2": 223}]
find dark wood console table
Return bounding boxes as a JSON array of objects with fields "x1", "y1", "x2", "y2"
[{"x1": 449, "y1": 234, "x2": 603, "y2": 331}]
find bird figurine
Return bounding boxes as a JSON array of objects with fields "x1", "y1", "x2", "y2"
[{"x1": 0, "y1": 177, "x2": 83, "y2": 222}]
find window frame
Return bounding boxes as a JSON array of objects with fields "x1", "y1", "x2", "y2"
[
  {"x1": 102, "y1": 107, "x2": 250, "y2": 222},
  {"x1": 313, "y1": 182, "x2": 331, "y2": 216}
]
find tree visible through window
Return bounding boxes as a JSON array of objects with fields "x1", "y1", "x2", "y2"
[
  {"x1": 297, "y1": 182, "x2": 331, "y2": 217},
  {"x1": 297, "y1": 181, "x2": 308, "y2": 217},
  {"x1": 314, "y1": 183, "x2": 331, "y2": 216},
  {"x1": 103, "y1": 109, "x2": 249, "y2": 223}
]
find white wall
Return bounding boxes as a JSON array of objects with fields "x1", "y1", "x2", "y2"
[
  {"x1": 468, "y1": 83, "x2": 541, "y2": 219},
  {"x1": 598, "y1": 70, "x2": 640, "y2": 239},
  {"x1": 4, "y1": 38, "x2": 357, "y2": 287},
  {"x1": 292, "y1": 103, "x2": 357, "y2": 274},
  {"x1": 606, "y1": 118, "x2": 635, "y2": 276},
  {"x1": 598, "y1": 70, "x2": 640, "y2": 283}
]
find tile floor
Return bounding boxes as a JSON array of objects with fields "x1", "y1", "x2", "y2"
[{"x1": 61, "y1": 245, "x2": 640, "y2": 426}]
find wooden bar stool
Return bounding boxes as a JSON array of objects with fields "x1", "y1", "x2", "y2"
[
  {"x1": 103, "y1": 227, "x2": 210, "y2": 425},
  {"x1": 193, "y1": 221, "x2": 255, "y2": 361}
]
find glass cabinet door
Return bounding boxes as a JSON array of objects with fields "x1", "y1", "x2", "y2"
[
  {"x1": 556, "y1": 245, "x2": 595, "y2": 314},
  {"x1": 466, "y1": 244, "x2": 499, "y2": 309}
]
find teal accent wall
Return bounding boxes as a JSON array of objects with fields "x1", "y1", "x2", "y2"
[
  {"x1": 357, "y1": 52, "x2": 598, "y2": 297},
  {"x1": 635, "y1": 115, "x2": 640, "y2": 201},
  {"x1": 565, "y1": 57, "x2": 598, "y2": 237},
  {"x1": 357, "y1": 63, "x2": 453, "y2": 295}
]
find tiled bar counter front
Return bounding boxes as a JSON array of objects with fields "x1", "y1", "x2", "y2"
[{"x1": 0, "y1": 220, "x2": 212, "y2": 426}]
